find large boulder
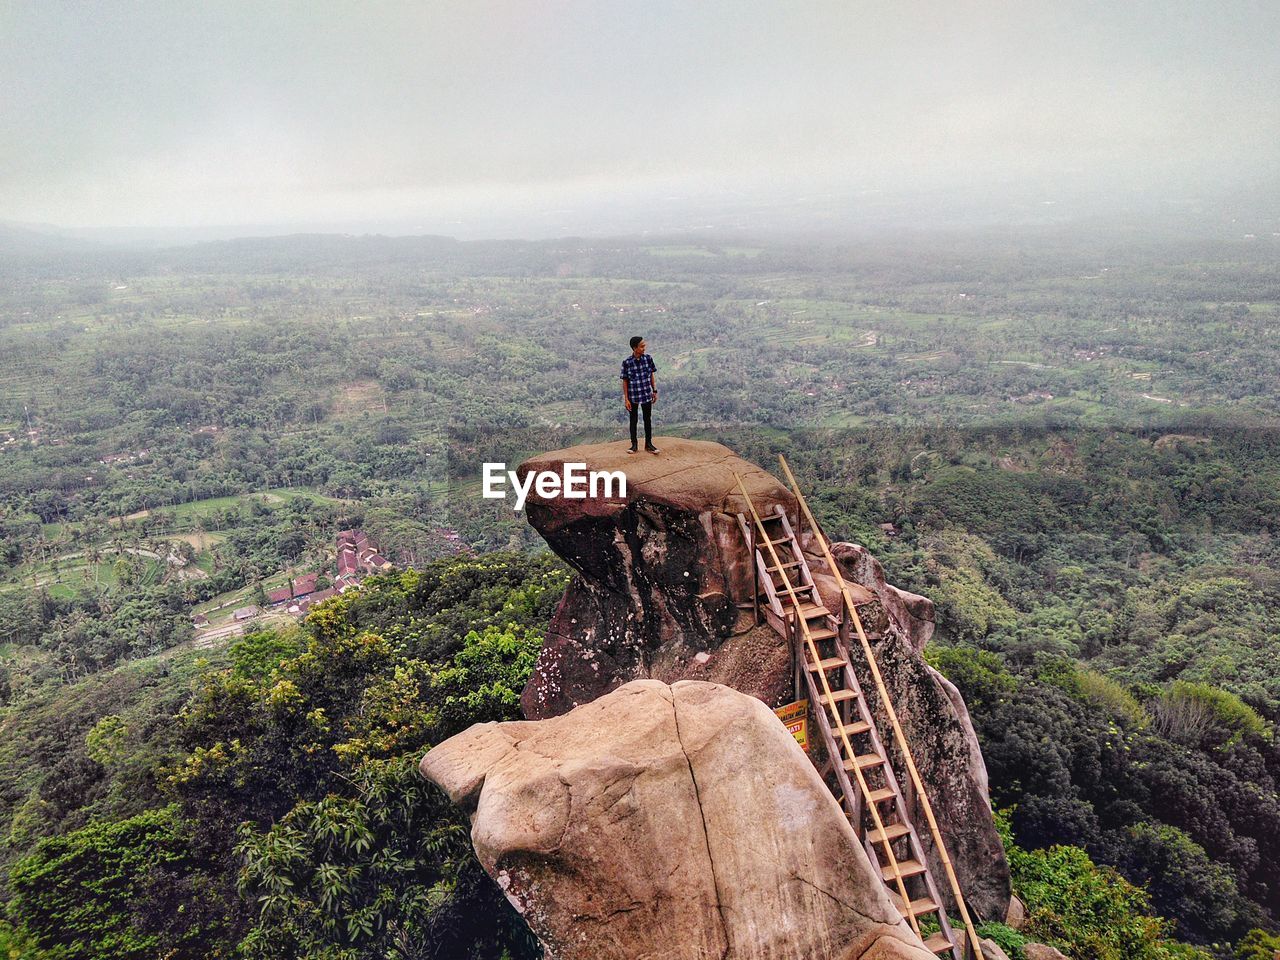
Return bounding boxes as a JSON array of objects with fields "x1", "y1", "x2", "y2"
[
  {"x1": 517, "y1": 437, "x2": 798, "y2": 720},
  {"x1": 421, "y1": 679, "x2": 939, "y2": 960}
]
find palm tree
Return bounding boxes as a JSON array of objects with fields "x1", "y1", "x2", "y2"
[{"x1": 87, "y1": 542, "x2": 102, "y2": 586}]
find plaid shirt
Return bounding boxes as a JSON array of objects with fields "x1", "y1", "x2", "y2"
[{"x1": 620, "y1": 353, "x2": 657, "y2": 404}]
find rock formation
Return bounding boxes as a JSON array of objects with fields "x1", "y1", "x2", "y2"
[
  {"x1": 515, "y1": 436, "x2": 1010, "y2": 920},
  {"x1": 1022, "y1": 946, "x2": 1070, "y2": 960},
  {"x1": 518, "y1": 437, "x2": 798, "y2": 721},
  {"x1": 422, "y1": 679, "x2": 940, "y2": 960}
]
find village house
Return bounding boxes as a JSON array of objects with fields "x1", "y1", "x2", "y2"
[
  {"x1": 267, "y1": 571, "x2": 320, "y2": 606},
  {"x1": 270, "y1": 529, "x2": 394, "y2": 616},
  {"x1": 338, "y1": 528, "x2": 394, "y2": 574}
]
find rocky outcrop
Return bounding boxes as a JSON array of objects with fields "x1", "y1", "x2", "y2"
[
  {"x1": 515, "y1": 438, "x2": 1010, "y2": 922},
  {"x1": 518, "y1": 437, "x2": 799, "y2": 720},
  {"x1": 422, "y1": 679, "x2": 938, "y2": 960}
]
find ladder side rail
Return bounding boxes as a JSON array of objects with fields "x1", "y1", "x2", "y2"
[
  {"x1": 756, "y1": 552, "x2": 786, "y2": 617},
  {"x1": 840, "y1": 574, "x2": 974, "y2": 957},
  {"x1": 832, "y1": 630, "x2": 961, "y2": 952},
  {"x1": 812, "y1": 609, "x2": 860, "y2": 826},
  {"x1": 801, "y1": 624, "x2": 919, "y2": 941},
  {"x1": 736, "y1": 511, "x2": 786, "y2": 618},
  {"x1": 733, "y1": 473, "x2": 922, "y2": 941},
  {"x1": 777, "y1": 455, "x2": 980, "y2": 960},
  {"x1": 788, "y1": 609, "x2": 798, "y2": 706},
  {"x1": 897, "y1": 815, "x2": 963, "y2": 960},
  {"x1": 751, "y1": 514, "x2": 759, "y2": 626},
  {"x1": 823, "y1": 565, "x2": 965, "y2": 958},
  {"x1": 837, "y1": 624, "x2": 964, "y2": 959},
  {"x1": 775, "y1": 508, "x2": 825, "y2": 609},
  {"x1": 799, "y1": 640, "x2": 862, "y2": 823}
]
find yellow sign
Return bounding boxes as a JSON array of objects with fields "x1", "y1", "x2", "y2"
[{"x1": 774, "y1": 699, "x2": 809, "y2": 753}]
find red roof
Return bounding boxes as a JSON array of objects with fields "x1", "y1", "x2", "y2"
[
  {"x1": 293, "y1": 573, "x2": 320, "y2": 595},
  {"x1": 267, "y1": 586, "x2": 293, "y2": 605},
  {"x1": 368, "y1": 554, "x2": 389, "y2": 567}
]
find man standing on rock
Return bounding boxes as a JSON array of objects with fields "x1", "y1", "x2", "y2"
[{"x1": 621, "y1": 336, "x2": 659, "y2": 454}]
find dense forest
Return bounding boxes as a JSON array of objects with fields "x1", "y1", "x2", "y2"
[{"x1": 1, "y1": 227, "x2": 1278, "y2": 958}]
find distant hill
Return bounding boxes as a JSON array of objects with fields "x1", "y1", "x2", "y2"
[{"x1": 0, "y1": 220, "x2": 105, "y2": 257}]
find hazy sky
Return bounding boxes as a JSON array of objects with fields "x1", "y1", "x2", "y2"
[{"x1": 2, "y1": 0, "x2": 1278, "y2": 236}]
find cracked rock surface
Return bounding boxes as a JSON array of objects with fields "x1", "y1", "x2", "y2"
[{"x1": 422, "y1": 679, "x2": 937, "y2": 960}]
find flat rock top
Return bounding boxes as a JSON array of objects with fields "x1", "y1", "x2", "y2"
[{"x1": 517, "y1": 436, "x2": 791, "y2": 515}]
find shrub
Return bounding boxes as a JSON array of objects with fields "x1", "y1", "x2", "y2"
[
  {"x1": 1151, "y1": 681, "x2": 1268, "y2": 748},
  {"x1": 1235, "y1": 928, "x2": 1280, "y2": 960},
  {"x1": 1074, "y1": 669, "x2": 1150, "y2": 729},
  {"x1": 997, "y1": 809, "x2": 1213, "y2": 960},
  {"x1": 923, "y1": 644, "x2": 1016, "y2": 708},
  {"x1": 1115, "y1": 822, "x2": 1259, "y2": 943},
  {"x1": 976, "y1": 921, "x2": 1027, "y2": 958},
  {"x1": 8, "y1": 806, "x2": 220, "y2": 960}
]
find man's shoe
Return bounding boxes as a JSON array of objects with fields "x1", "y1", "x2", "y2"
[
  {"x1": 645, "y1": 445, "x2": 660, "y2": 454},
  {"x1": 627, "y1": 446, "x2": 638, "y2": 454}
]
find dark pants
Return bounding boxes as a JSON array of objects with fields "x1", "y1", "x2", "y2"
[{"x1": 628, "y1": 401, "x2": 652, "y2": 447}]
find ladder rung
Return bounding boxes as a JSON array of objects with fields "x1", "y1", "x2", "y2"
[
  {"x1": 843, "y1": 752, "x2": 885, "y2": 773},
  {"x1": 819, "y1": 688, "x2": 858, "y2": 706},
  {"x1": 806, "y1": 656, "x2": 845, "y2": 673},
  {"x1": 889, "y1": 892, "x2": 941, "y2": 918},
  {"x1": 807, "y1": 625, "x2": 838, "y2": 642},
  {"x1": 833, "y1": 718, "x2": 871, "y2": 738},
  {"x1": 789, "y1": 601, "x2": 831, "y2": 619},
  {"x1": 909, "y1": 896, "x2": 942, "y2": 919},
  {"x1": 880, "y1": 858, "x2": 928, "y2": 882},
  {"x1": 765, "y1": 559, "x2": 804, "y2": 572},
  {"x1": 923, "y1": 932, "x2": 954, "y2": 954},
  {"x1": 762, "y1": 535, "x2": 793, "y2": 548},
  {"x1": 776, "y1": 582, "x2": 817, "y2": 597},
  {"x1": 866, "y1": 785, "x2": 896, "y2": 804},
  {"x1": 867, "y1": 822, "x2": 912, "y2": 845}
]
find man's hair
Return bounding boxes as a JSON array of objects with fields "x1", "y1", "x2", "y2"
[{"x1": 629, "y1": 336, "x2": 644, "y2": 349}]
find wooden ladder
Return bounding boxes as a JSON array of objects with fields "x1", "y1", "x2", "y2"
[{"x1": 734, "y1": 470, "x2": 978, "y2": 960}]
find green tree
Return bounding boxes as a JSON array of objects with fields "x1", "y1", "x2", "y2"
[
  {"x1": 1236, "y1": 928, "x2": 1280, "y2": 960},
  {"x1": 9, "y1": 806, "x2": 226, "y2": 960}
]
